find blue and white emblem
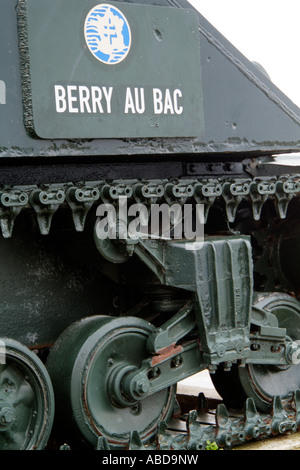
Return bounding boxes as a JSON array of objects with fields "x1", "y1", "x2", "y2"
[{"x1": 84, "y1": 4, "x2": 131, "y2": 65}]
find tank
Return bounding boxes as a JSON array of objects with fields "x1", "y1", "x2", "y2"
[{"x1": 2, "y1": 0, "x2": 300, "y2": 450}]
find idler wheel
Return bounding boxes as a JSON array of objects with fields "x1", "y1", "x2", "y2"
[
  {"x1": 0, "y1": 338, "x2": 54, "y2": 449},
  {"x1": 212, "y1": 294, "x2": 300, "y2": 412},
  {"x1": 46, "y1": 316, "x2": 176, "y2": 448}
]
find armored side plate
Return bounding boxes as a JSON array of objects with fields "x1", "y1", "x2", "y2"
[{"x1": 18, "y1": 0, "x2": 204, "y2": 139}]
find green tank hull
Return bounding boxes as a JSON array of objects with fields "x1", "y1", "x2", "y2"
[{"x1": 1, "y1": 0, "x2": 300, "y2": 450}]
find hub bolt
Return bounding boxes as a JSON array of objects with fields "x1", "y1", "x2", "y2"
[
  {"x1": 134, "y1": 378, "x2": 150, "y2": 396},
  {"x1": 0, "y1": 405, "x2": 16, "y2": 429},
  {"x1": 285, "y1": 341, "x2": 300, "y2": 365}
]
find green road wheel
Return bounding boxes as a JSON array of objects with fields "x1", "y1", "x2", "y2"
[
  {"x1": 0, "y1": 338, "x2": 54, "y2": 450},
  {"x1": 47, "y1": 315, "x2": 176, "y2": 448},
  {"x1": 211, "y1": 294, "x2": 300, "y2": 412}
]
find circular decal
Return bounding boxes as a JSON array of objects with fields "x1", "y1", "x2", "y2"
[{"x1": 84, "y1": 4, "x2": 131, "y2": 65}]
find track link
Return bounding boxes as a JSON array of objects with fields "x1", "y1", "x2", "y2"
[
  {"x1": 57, "y1": 389, "x2": 300, "y2": 450},
  {"x1": 93, "y1": 390, "x2": 300, "y2": 450},
  {"x1": 0, "y1": 174, "x2": 299, "y2": 238}
]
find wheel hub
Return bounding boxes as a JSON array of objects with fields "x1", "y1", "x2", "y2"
[
  {"x1": 0, "y1": 339, "x2": 54, "y2": 450},
  {"x1": 47, "y1": 316, "x2": 176, "y2": 448}
]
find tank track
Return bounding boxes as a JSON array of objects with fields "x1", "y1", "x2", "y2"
[
  {"x1": 0, "y1": 173, "x2": 299, "y2": 238},
  {"x1": 58, "y1": 390, "x2": 300, "y2": 450},
  {"x1": 2, "y1": 172, "x2": 300, "y2": 450}
]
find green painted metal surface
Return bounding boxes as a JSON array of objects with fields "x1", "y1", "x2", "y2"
[
  {"x1": 1, "y1": 0, "x2": 300, "y2": 157},
  {"x1": 124, "y1": 236, "x2": 253, "y2": 366},
  {"x1": 0, "y1": 210, "x2": 115, "y2": 348},
  {"x1": 46, "y1": 315, "x2": 176, "y2": 448},
  {"x1": 1, "y1": 0, "x2": 300, "y2": 451},
  {"x1": 19, "y1": 0, "x2": 203, "y2": 139},
  {"x1": 212, "y1": 293, "x2": 300, "y2": 412},
  {"x1": 0, "y1": 338, "x2": 54, "y2": 449}
]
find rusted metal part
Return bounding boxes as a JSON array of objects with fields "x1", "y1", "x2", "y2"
[{"x1": 151, "y1": 344, "x2": 184, "y2": 366}]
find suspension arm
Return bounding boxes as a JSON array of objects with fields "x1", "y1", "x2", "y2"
[{"x1": 109, "y1": 339, "x2": 203, "y2": 407}]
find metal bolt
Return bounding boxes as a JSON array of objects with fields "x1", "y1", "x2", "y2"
[
  {"x1": 172, "y1": 355, "x2": 182, "y2": 368},
  {"x1": 107, "y1": 358, "x2": 114, "y2": 367},
  {"x1": 134, "y1": 378, "x2": 150, "y2": 396},
  {"x1": 148, "y1": 366, "x2": 160, "y2": 379},
  {"x1": 0, "y1": 406, "x2": 15, "y2": 427},
  {"x1": 235, "y1": 342, "x2": 244, "y2": 354},
  {"x1": 217, "y1": 345, "x2": 225, "y2": 358},
  {"x1": 224, "y1": 361, "x2": 232, "y2": 372},
  {"x1": 3, "y1": 410, "x2": 14, "y2": 423},
  {"x1": 285, "y1": 341, "x2": 300, "y2": 365},
  {"x1": 209, "y1": 365, "x2": 217, "y2": 374}
]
